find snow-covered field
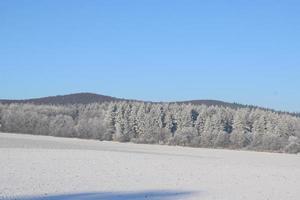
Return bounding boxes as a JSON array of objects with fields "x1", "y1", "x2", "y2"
[{"x1": 0, "y1": 133, "x2": 300, "y2": 200}]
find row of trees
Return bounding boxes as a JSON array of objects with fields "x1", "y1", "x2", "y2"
[{"x1": 0, "y1": 102, "x2": 300, "y2": 153}]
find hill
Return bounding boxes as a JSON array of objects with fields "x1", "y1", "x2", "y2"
[
  {"x1": 0, "y1": 93, "x2": 122, "y2": 105},
  {"x1": 0, "y1": 92, "x2": 299, "y2": 116},
  {"x1": 0, "y1": 92, "x2": 245, "y2": 108}
]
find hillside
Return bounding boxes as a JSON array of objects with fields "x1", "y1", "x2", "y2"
[
  {"x1": 1, "y1": 133, "x2": 300, "y2": 200},
  {"x1": 0, "y1": 92, "x2": 255, "y2": 108},
  {"x1": 0, "y1": 93, "x2": 122, "y2": 105},
  {"x1": 1, "y1": 93, "x2": 299, "y2": 117}
]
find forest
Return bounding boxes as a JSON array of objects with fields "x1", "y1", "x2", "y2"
[{"x1": 0, "y1": 102, "x2": 300, "y2": 153}]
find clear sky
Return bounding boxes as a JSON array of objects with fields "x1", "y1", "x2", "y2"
[{"x1": 0, "y1": 0, "x2": 299, "y2": 112}]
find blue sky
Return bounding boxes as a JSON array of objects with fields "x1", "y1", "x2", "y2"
[{"x1": 0, "y1": 0, "x2": 299, "y2": 112}]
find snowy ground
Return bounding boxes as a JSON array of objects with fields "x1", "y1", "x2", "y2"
[{"x1": 0, "y1": 133, "x2": 300, "y2": 200}]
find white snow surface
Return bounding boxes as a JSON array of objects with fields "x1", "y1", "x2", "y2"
[{"x1": 0, "y1": 132, "x2": 300, "y2": 200}]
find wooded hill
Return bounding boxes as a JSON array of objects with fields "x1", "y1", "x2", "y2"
[{"x1": 0, "y1": 100, "x2": 299, "y2": 153}]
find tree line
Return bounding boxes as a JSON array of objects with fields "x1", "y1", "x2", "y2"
[{"x1": 0, "y1": 102, "x2": 299, "y2": 153}]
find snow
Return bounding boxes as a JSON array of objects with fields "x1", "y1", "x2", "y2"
[{"x1": 0, "y1": 133, "x2": 300, "y2": 200}]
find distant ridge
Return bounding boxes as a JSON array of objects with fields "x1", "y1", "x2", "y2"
[
  {"x1": 0, "y1": 93, "x2": 241, "y2": 108},
  {"x1": 0, "y1": 93, "x2": 123, "y2": 105},
  {"x1": 0, "y1": 92, "x2": 299, "y2": 117},
  {"x1": 178, "y1": 99, "x2": 243, "y2": 108}
]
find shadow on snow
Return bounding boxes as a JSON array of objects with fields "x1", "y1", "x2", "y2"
[{"x1": 4, "y1": 190, "x2": 198, "y2": 200}]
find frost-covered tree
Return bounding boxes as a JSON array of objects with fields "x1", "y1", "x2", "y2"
[
  {"x1": 285, "y1": 136, "x2": 300, "y2": 153},
  {"x1": 251, "y1": 115, "x2": 266, "y2": 148},
  {"x1": 0, "y1": 101, "x2": 299, "y2": 153},
  {"x1": 49, "y1": 114, "x2": 75, "y2": 137},
  {"x1": 230, "y1": 109, "x2": 252, "y2": 148},
  {"x1": 103, "y1": 103, "x2": 117, "y2": 140},
  {"x1": 76, "y1": 117, "x2": 105, "y2": 139},
  {"x1": 0, "y1": 103, "x2": 5, "y2": 131}
]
